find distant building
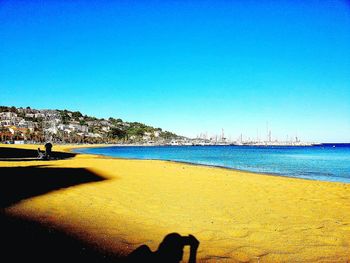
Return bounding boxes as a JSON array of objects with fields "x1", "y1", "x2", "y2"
[
  {"x1": 45, "y1": 127, "x2": 58, "y2": 134},
  {"x1": 87, "y1": 133, "x2": 101, "y2": 138},
  {"x1": 25, "y1": 113, "x2": 35, "y2": 118},
  {"x1": 154, "y1": 131, "x2": 161, "y2": 137},
  {"x1": 101, "y1": 126, "x2": 110, "y2": 132},
  {"x1": 0, "y1": 120, "x2": 11, "y2": 126},
  {"x1": 34, "y1": 113, "x2": 45, "y2": 118},
  {"x1": 100, "y1": 120, "x2": 110, "y2": 126},
  {"x1": 0, "y1": 112, "x2": 17, "y2": 119}
]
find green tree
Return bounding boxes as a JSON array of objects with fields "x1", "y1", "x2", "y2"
[
  {"x1": 109, "y1": 128, "x2": 126, "y2": 139},
  {"x1": 72, "y1": 111, "x2": 83, "y2": 119}
]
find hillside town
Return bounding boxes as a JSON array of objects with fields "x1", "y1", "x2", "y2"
[
  {"x1": 0, "y1": 106, "x2": 316, "y2": 146},
  {"x1": 0, "y1": 106, "x2": 183, "y2": 144}
]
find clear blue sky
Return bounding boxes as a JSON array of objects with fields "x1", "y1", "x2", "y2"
[{"x1": 1, "y1": 0, "x2": 349, "y2": 142}]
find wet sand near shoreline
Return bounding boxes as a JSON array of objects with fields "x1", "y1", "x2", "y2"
[{"x1": 1, "y1": 144, "x2": 350, "y2": 262}]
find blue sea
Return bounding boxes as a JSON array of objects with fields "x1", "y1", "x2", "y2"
[{"x1": 74, "y1": 144, "x2": 350, "y2": 183}]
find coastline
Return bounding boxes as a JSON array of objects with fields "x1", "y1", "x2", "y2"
[
  {"x1": 73, "y1": 145, "x2": 350, "y2": 184},
  {"x1": 1, "y1": 144, "x2": 350, "y2": 262}
]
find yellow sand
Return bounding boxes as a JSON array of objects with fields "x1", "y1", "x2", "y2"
[{"x1": 1, "y1": 144, "x2": 350, "y2": 262}]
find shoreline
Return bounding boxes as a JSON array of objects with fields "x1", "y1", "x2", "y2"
[
  {"x1": 72, "y1": 145, "x2": 350, "y2": 185},
  {"x1": 1, "y1": 144, "x2": 350, "y2": 262},
  {"x1": 5, "y1": 142, "x2": 350, "y2": 148}
]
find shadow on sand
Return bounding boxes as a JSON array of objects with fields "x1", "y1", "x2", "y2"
[
  {"x1": 0, "y1": 215, "x2": 123, "y2": 263},
  {"x1": 0, "y1": 165, "x2": 124, "y2": 263},
  {"x1": 0, "y1": 147, "x2": 76, "y2": 161},
  {"x1": 0, "y1": 164, "x2": 200, "y2": 263},
  {"x1": 0, "y1": 166, "x2": 105, "y2": 208},
  {"x1": 126, "y1": 233, "x2": 200, "y2": 263}
]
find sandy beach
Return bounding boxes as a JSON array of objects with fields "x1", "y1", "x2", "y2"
[{"x1": 1, "y1": 144, "x2": 349, "y2": 262}]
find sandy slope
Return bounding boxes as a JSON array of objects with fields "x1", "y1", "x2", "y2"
[{"x1": 1, "y1": 144, "x2": 350, "y2": 262}]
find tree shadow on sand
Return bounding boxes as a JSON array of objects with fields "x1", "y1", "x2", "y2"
[
  {"x1": 0, "y1": 147, "x2": 76, "y2": 161},
  {"x1": 0, "y1": 166, "x2": 105, "y2": 208},
  {"x1": 0, "y1": 165, "x2": 123, "y2": 263}
]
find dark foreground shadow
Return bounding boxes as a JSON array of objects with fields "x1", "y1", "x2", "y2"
[
  {"x1": 0, "y1": 147, "x2": 76, "y2": 161},
  {"x1": 0, "y1": 166, "x2": 105, "y2": 208},
  {"x1": 0, "y1": 165, "x2": 200, "y2": 263},
  {"x1": 0, "y1": 165, "x2": 123, "y2": 262},
  {"x1": 0, "y1": 214, "x2": 123, "y2": 263}
]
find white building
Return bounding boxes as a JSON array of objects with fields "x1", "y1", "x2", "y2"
[
  {"x1": 154, "y1": 130, "x2": 161, "y2": 137},
  {"x1": 87, "y1": 133, "x2": 101, "y2": 138},
  {"x1": 34, "y1": 113, "x2": 45, "y2": 118},
  {"x1": 45, "y1": 127, "x2": 58, "y2": 134},
  {"x1": 101, "y1": 126, "x2": 110, "y2": 132},
  {"x1": 0, "y1": 112, "x2": 17, "y2": 119}
]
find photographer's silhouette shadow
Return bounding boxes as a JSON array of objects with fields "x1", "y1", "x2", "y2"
[{"x1": 126, "y1": 233, "x2": 199, "y2": 263}]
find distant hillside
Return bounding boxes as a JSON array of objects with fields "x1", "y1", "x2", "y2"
[{"x1": 0, "y1": 106, "x2": 183, "y2": 144}]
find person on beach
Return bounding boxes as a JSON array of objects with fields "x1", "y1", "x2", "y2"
[
  {"x1": 126, "y1": 233, "x2": 199, "y2": 263},
  {"x1": 44, "y1": 142, "x2": 53, "y2": 159},
  {"x1": 37, "y1": 147, "x2": 45, "y2": 159}
]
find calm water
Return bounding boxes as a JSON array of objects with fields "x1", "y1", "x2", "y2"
[{"x1": 75, "y1": 144, "x2": 350, "y2": 183}]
